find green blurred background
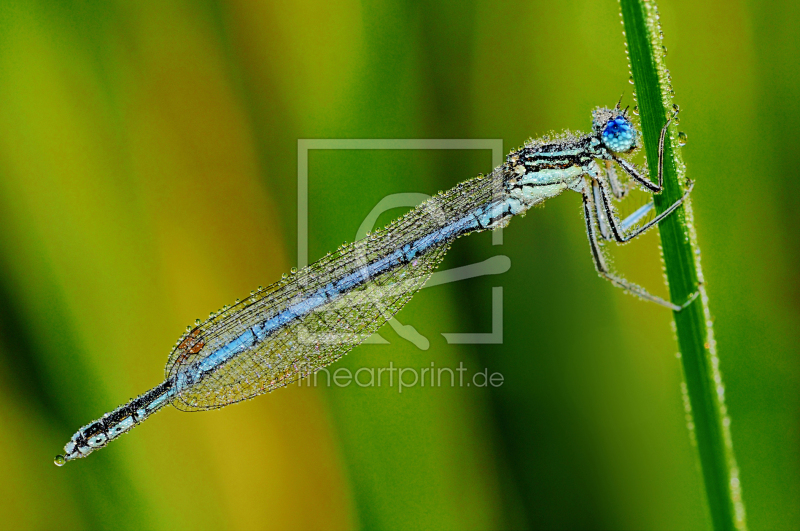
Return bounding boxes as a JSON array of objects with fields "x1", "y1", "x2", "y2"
[{"x1": 0, "y1": 1, "x2": 797, "y2": 529}]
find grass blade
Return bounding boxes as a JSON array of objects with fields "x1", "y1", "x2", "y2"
[{"x1": 619, "y1": 1, "x2": 746, "y2": 529}]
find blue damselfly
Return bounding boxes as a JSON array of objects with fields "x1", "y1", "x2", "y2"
[{"x1": 55, "y1": 103, "x2": 693, "y2": 465}]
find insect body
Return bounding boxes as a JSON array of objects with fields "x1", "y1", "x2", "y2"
[{"x1": 55, "y1": 104, "x2": 692, "y2": 465}]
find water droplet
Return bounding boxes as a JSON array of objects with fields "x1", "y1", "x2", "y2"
[
  {"x1": 235, "y1": 299, "x2": 241, "y2": 304},
  {"x1": 282, "y1": 273, "x2": 288, "y2": 279},
  {"x1": 54, "y1": 455, "x2": 66, "y2": 466},
  {"x1": 633, "y1": 106, "x2": 639, "y2": 115},
  {"x1": 628, "y1": 75, "x2": 634, "y2": 84},
  {"x1": 186, "y1": 325, "x2": 191, "y2": 332},
  {"x1": 661, "y1": 44, "x2": 668, "y2": 56},
  {"x1": 195, "y1": 319, "x2": 201, "y2": 326},
  {"x1": 290, "y1": 267, "x2": 297, "y2": 274},
  {"x1": 678, "y1": 131, "x2": 688, "y2": 146}
]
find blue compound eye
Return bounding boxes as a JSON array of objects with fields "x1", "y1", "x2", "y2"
[{"x1": 602, "y1": 116, "x2": 636, "y2": 153}]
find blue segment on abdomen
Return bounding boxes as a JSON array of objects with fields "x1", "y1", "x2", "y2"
[
  {"x1": 183, "y1": 208, "x2": 486, "y2": 381},
  {"x1": 146, "y1": 389, "x2": 174, "y2": 412}
]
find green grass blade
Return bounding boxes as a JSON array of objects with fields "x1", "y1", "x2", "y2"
[{"x1": 619, "y1": 1, "x2": 746, "y2": 530}]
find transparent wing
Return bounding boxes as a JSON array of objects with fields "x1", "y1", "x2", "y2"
[
  {"x1": 163, "y1": 167, "x2": 504, "y2": 411},
  {"x1": 163, "y1": 187, "x2": 443, "y2": 379},
  {"x1": 171, "y1": 243, "x2": 450, "y2": 411}
]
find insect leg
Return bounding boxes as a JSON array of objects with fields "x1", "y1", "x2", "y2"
[
  {"x1": 595, "y1": 174, "x2": 694, "y2": 243},
  {"x1": 580, "y1": 178, "x2": 689, "y2": 311},
  {"x1": 589, "y1": 161, "x2": 624, "y2": 240},
  {"x1": 604, "y1": 160, "x2": 629, "y2": 199},
  {"x1": 592, "y1": 179, "x2": 612, "y2": 240}
]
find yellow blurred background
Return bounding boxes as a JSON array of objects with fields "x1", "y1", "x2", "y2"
[{"x1": 0, "y1": 1, "x2": 796, "y2": 529}]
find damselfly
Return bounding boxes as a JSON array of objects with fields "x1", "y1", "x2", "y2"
[{"x1": 55, "y1": 103, "x2": 693, "y2": 466}]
